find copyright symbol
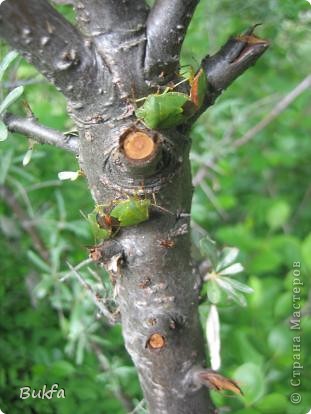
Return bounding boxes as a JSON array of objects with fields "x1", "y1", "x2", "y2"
[{"x1": 290, "y1": 393, "x2": 301, "y2": 404}]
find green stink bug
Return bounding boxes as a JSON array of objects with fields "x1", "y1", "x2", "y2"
[
  {"x1": 135, "y1": 67, "x2": 208, "y2": 129},
  {"x1": 87, "y1": 209, "x2": 111, "y2": 241},
  {"x1": 135, "y1": 91, "x2": 190, "y2": 129},
  {"x1": 109, "y1": 197, "x2": 151, "y2": 227},
  {"x1": 190, "y1": 68, "x2": 208, "y2": 109}
]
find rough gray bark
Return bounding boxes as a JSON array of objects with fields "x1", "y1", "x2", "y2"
[{"x1": 0, "y1": 1, "x2": 269, "y2": 413}]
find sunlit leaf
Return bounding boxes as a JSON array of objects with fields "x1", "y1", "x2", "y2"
[
  {"x1": 221, "y1": 277, "x2": 254, "y2": 294},
  {"x1": 216, "y1": 247, "x2": 240, "y2": 272},
  {"x1": 58, "y1": 170, "x2": 80, "y2": 181},
  {"x1": 22, "y1": 148, "x2": 33, "y2": 166},
  {"x1": 206, "y1": 304, "x2": 221, "y2": 370},
  {"x1": 0, "y1": 149, "x2": 14, "y2": 184},
  {"x1": 207, "y1": 280, "x2": 222, "y2": 304},
  {"x1": 0, "y1": 85, "x2": 24, "y2": 115},
  {"x1": 216, "y1": 278, "x2": 248, "y2": 307},
  {"x1": 218, "y1": 262, "x2": 244, "y2": 276},
  {"x1": 0, "y1": 120, "x2": 8, "y2": 141},
  {"x1": 0, "y1": 50, "x2": 18, "y2": 81}
]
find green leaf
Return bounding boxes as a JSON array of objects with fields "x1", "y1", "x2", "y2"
[
  {"x1": 50, "y1": 360, "x2": 76, "y2": 378},
  {"x1": 274, "y1": 292, "x2": 292, "y2": 319},
  {"x1": 266, "y1": 200, "x2": 291, "y2": 230},
  {"x1": 234, "y1": 332, "x2": 264, "y2": 366},
  {"x1": 0, "y1": 148, "x2": 14, "y2": 184},
  {"x1": 135, "y1": 91, "x2": 190, "y2": 129},
  {"x1": 0, "y1": 85, "x2": 24, "y2": 115},
  {"x1": 256, "y1": 393, "x2": 287, "y2": 413},
  {"x1": 55, "y1": 190, "x2": 66, "y2": 220},
  {"x1": 110, "y1": 198, "x2": 151, "y2": 227},
  {"x1": 0, "y1": 50, "x2": 18, "y2": 82},
  {"x1": 218, "y1": 262, "x2": 244, "y2": 276},
  {"x1": 216, "y1": 246, "x2": 239, "y2": 272},
  {"x1": 27, "y1": 250, "x2": 50, "y2": 272},
  {"x1": 233, "y1": 362, "x2": 266, "y2": 405},
  {"x1": 207, "y1": 280, "x2": 222, "y2": 304},
  {"x1": 0, "y1": 120, "x2": 8, "y2": 142},
  {"x1": 216, "y1": 278, "x2": 248, "y2": 306},
  {"x1": 221, "y1": 277, "x2": 254, "y2": 294},
  {"x1": 268, "y1": 326, "x2": 292, "y2": 356},
  {"x1": 302, "y1": 232, "x2": 311, "y2": 271},
  {"x1": 22, "y1": 148, "x2": 33, "y2": 166}
]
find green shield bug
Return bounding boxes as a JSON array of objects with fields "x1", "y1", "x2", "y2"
[
  {"x1": 109, "y1": 197, "x2": 151, "y2": 227},
  {"x1": 135, "y1": 91, "x2": 190, "y2": 129}
]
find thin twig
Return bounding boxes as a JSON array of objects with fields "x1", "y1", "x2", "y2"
[
  {"x1": 4, "y1": 113, "x2": 79, "y2": 154},
  {"x1": 200, "y1": 181, "x2": 228, "y2": 220},
  {"x1": 66, "y1": 262, "x2": 116, "y2": 325},
  {"x1": 233, "y1": 74, "x2": 311, "y2": 148},
  {"x1": 60, "y1": 258, "x2": 93, "y2": 282},
  {"x1": 2, "y1": 77, "x2": 47, "y2": 88},
  {"x1": 128, "y1": 399, "x2": 147, "y2": 414},
  {"x1": 192, "y1": 76, "x2": 311, "y2": 187}
]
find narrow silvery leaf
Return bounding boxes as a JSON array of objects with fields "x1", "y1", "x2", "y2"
[
  {"x1": 0, "y1": 148, "x2": 14, "y2": 184},
  {"x1": 206, "y1": 304, "x2": 221, "y2": 370},
  {"x1": 218, "y1": 262, "x2": 244, "y2": 276},
  {"x1": 0, "y1": 120, "x2": 8, "y2": 141},
  {"x1": 217, "y1": 278, "x2": 247, "y2": 307},
  {"x1": 216, "y1": 247, "x2": 239, "y2": 272},
  {"x1": 222, "y1": 277, "x2": 254, "y2": 294},
  {"x1": 0, "y1": 86, "x2": 24, "y2": 115},
  {"x1": 22, "y1": 148, "x2": 33, "y2": 166},
  {"x1": 0, "y1": 50, "x2": 18, "y2": 81},
  {"x1": 207, "y1": 280, "x2": 222, "y2": 304},
  {"x1": 58, "y1": 171, "x2": 79, "y2": 181}
]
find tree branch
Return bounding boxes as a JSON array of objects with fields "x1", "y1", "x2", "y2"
[
  {"x1": 233, "y1": 73, "x2": 311, "y2": 148},
  {"x1": 201, "y1": 27, "x2": 269, "y2": 111},
  {"x1": 145, "y1": 0, "x2": 199, "y2": 79},
  {"x1": 4, "y1": 113, "x2": 78, "y2": 154},
  {"x1": 74, "y1": 0, "x2": 149, "y2": 97},
  {"x1": 75, "y1": 0, "x2": 149, "y2": 37},
  {"x1": 0, "y1": 0, "x2": 98, "y2": 101}
]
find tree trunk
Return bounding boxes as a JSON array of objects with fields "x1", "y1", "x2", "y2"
[{"x1": 0, "y1": 1, "x2": 268, "y2": 412}]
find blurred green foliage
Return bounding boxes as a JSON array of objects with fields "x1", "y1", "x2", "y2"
[{"x1": 0, "y1": 0, "x2": 310, "y2": 413}]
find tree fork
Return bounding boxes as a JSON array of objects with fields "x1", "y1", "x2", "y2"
[{"x1": 0, "y1": 1, "x2": 269, "y2": 412}]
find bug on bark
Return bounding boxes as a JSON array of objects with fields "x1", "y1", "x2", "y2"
[{"x1": 135, "y1": 68, "x2": 208, "y2": 129}]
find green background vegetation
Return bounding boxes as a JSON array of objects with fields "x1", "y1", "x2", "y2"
[{"x1": 0, "y1": 0, "x2": 310, "y2": 413}]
